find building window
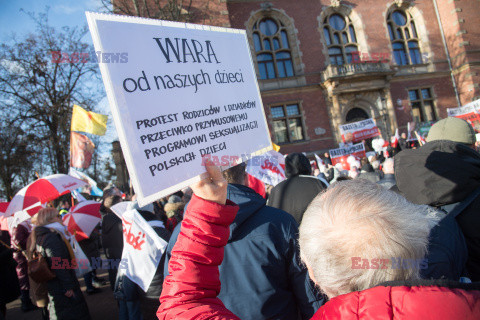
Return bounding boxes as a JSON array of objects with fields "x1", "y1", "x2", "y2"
[
  {"x1": 271, "y1": 103, "x2": 305, "y2": 143},
  {"x1": 323, "y1": 13, "x2": 358, "y2": 65},
  {"x1": 409, "y1": 88, "x2": 436, "y2": 122},
  {"x1": 252, "y1": 18, "x2": 294, "y2": 80},
  {"x1": 387, "y1": 10, "x2": 422, "y2": 65}
]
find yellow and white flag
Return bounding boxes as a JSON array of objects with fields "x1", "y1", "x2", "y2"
[{"x1": 71, "y1": 105, "x2": 108, "y2": 136}]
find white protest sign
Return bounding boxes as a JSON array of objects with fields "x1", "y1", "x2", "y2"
[
  {"x1": 339, "y1": 118, "x2": 380, "y2": 143},
  {"x1": 447, "y1": 99, "x2": 480, "y2": 132},
  {"x1": 86, "y1": 13, "x2": 272, "y2": 206},
  {"x1": 329, "y1": 142, "x2": 366, "y2": 170}
]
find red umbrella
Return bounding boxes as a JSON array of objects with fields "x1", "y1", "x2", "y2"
[
  {"x1": 5, "y1": 174, "x2": 87, "y2": 218},
  {"x1": 0, "y1": 202, "x2": 9, "y2": 230},
  {"x1": 0, "y1": 202, "x2": 9, "y2": 216},
  {"x1": 63, "y1": 201, "x2": 101, "y2": 241}
]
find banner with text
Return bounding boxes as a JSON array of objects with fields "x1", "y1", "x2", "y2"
[
  {"x1": 329, "y1": 142, "x2": 366, "y2": 170},
  {"x1": 339, "y1": 118, "x2": 380, "y2": 143},
  {"x1": 447, "y1": 99, "x2": 480, "y2": 132},
  {"x1": 87, "y1": 13, "x2": 272, "y2": 206},
  {"x1": 120, "y1": 209, "x2": 167, "y2": 291},
  {"x1": 246, "y1": 150, "x2": 286, "y2": 186}
]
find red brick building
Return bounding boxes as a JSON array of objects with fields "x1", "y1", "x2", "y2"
[{"x1": 114, "y1": 0, "x2": 480, "y2": 155}]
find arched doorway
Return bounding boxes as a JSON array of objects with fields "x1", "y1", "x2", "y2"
[{"x1": 345, "y1": 107, "x2": 369, "y2": 123}]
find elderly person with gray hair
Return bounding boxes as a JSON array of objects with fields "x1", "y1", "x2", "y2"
[{"x1": 157, "y1": 164, "x2": 480, "y2": 319}]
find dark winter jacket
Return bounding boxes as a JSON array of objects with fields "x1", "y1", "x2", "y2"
[
  {"x1": 11, "y1": 223, "x2": 30, "y2": 291},
  {"x1": 78, "y1": 225, "x2": 101, "y2": 261},
  {"x1": 0, "y1": 240, "x2": 20, "y2": 306},
  {"x1": 358, "y1": 164, "x2": 381, "y2": 183},
  {"x1": 35, "y1": 226, "x2": 90, "y2": 320},
  {"x1": 267, "y1": 175, "x2": 325, "y2": 223},
  {"x1": 144, "y1": 220, "x2": 171, "y2": 300},
  {"x1": 267, "y1": 153, "x2": 326, "y2": 223},
  {"x1": 376, "y1": 173, "x2": 396, "y2": 189},
  {"x1": 101, "y1": 212, "x2": 123, "y2": 260},
  {"x1": 164, "y1": 184, "x2": 324, "y2": 320},
  {"x1": 395, "y1": 140, "x2": 480, "y2": 280}
]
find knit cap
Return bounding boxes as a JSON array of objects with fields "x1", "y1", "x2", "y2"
[{"x1": 427, "y1": 117, "x2": 475, "y2": 145}]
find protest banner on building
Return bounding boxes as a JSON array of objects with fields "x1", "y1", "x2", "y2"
[
  {"x1": 339, "y1": 118, "x2": 380, "y2": 143},
  {"x1": 447, "y1": 99, "x2": 480, "y2": 132},
  {"x1": 86, "y1": 13, "x2": 272, "y2": 206},
  {"x1": 329, "y1": 142, "x2": 366, "y2": 170}
]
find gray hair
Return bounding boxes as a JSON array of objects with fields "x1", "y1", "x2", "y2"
[{"x1": 299, "y1": 179, "x2": 438, "y2": 298}]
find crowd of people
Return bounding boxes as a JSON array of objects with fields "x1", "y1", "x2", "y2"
[{"x1": 1, "y1": 116, "x2": 480, "y2": 319}]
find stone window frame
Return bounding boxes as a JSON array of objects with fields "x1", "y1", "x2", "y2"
[
  {"x1": 407, "y1": 87, "x2": 438, "y2": 123},
  {"x1": 387, "y1": 9, "x2": 422, "y2": 65},
  {"x1": 269, "y1": 101, "x2": 307, "y2": 145},
  {"x1": 384, "y1": 2, "x2": 433, "y2": 67},
  {"x1": 322, "y1": 11, "x2": 359, "y2": 65},
  {"x1": 251, "y1": 17, "x2": 294, "y2": 79},
  {"x1": 318, "y1": 5, "x2": 368, "y2": 68},
  {"x1": 246, "y1": 9, "x2": 304, "y2": 82}
]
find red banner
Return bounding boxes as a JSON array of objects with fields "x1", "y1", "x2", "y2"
[
  {"x1": 70, "y1": 132, "x2": 95, "y2": 169},
  {"x1": 339, "y1": 118, "x2": 380, "y2": 143},
  {"x1": 329, "y1": 142, "x2": 366, "y2": 171}
]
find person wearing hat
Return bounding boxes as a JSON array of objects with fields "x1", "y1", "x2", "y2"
[{"x1": 394, "y1": 117, "x2": 480, "y2": 281}]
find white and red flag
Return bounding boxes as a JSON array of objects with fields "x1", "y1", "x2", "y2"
[
  {"x1": 246, "y1": 150, "x2": 286, "y2": 186},
  {"x1": 314, "y1": 153, "x2": 324, "y2": 168},
  {"x1": 120, "y1": 209, "x2": 167, "y2": 291},
  {"x1": 339, "y1": 118, "x2": 380, "y2": 143},
  {"x1": 391, "y1": 128, "x2": 400, "y2": 148}
]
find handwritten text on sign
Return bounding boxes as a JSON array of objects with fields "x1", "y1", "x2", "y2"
[{"x1": 87, "y1": 13, "x2": 272, "y2": 206}]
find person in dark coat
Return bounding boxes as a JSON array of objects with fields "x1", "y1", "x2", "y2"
[
  {"x1": 135, "y1": 205, "x2": 171, "y2": 319},
  {"x1": 164, "y1": 163, "x2": 325, "y2": 320},
  {"x1": 11, "y1": 221, "x2": 37, "y2": 311},
  {"x1": 358, "y1": 158, "x2": 381, "y2": 183},
  {"x1": 0, "y1": 235, "x2": 20, "y2": 319},
  {"x1": 399, "y1": 132, "x2": 408, "y2": 150},
  {"x1": 79, "y1": 225, "x2": 103, "y2": 295},
  {"x1": 101, "y1": 195, "x2": 123, "y2": 290},
  {"x1": 31, "y1": 208, "x2": 91, "y2": 320},
  {"x1": 323, "y1": 152, "x2": 332, "y2": 166},
  {"x1": 267, "y1": 153, "x2": 326, "y2": 224},
  {"x1": 377, "y1": 158, "x2": 396, "y2": 189},
  {"x1": 394, "y1": 117, "x2": 480, "y2": 281}
]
